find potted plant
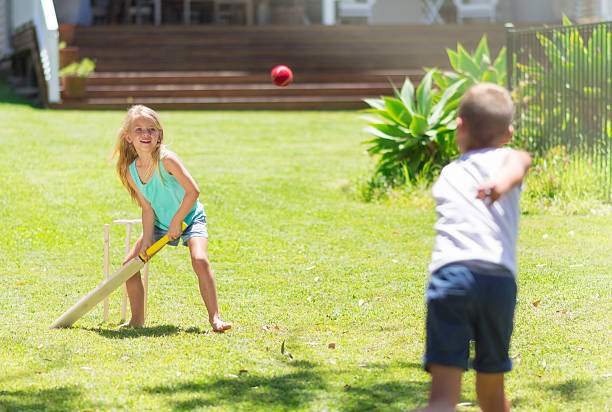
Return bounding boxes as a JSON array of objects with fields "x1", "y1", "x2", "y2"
[
  {"x1": 60, "y1": 57, "x2": 95, "y2": 100},
  {"x1": 59, "y1": 41, "x2": 80, "y2": 69}
]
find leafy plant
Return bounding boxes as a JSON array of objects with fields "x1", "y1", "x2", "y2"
[
  {"x1": 522, "y1": 146, "x2": 611, "y2": 214},
  {"x1": 59, "y1": 57, "x2": 95, "y2": 78},
  {"x1": 362, "y1": 70, "x2": 466, "y2": 186},
  {"x1": 513, "y1": 16, "x2": 611, "y2": 151},
  {"x1": 432, "y1": 35, "x2": 506, "y2": 93}
]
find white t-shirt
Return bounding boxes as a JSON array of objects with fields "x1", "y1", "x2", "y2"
[{"x1": 429, "y1": 148, "x2": 521, "y2": 277}]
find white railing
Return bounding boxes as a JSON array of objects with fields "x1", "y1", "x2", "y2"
[{"x1": 11, "y1": 0, "x2": 59, "y2": 103}]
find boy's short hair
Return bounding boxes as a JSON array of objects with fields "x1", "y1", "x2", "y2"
[{"x1": 458, "y1": 83, "x2": 514, "y2": 147}]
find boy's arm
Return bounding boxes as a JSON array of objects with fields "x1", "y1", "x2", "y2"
[{"x1": 477, "y1": 149, "x2": 532, "y2": 203}]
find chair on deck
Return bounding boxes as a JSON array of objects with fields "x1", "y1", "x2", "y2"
[
  {"x1": 337, "y1": 0, "x2": 377, "y2": 24},
  {"x1": 128, "y1": 0, "x2": 155, "y2": 24},
  {"x1": 452, "y1": 0, "x2": 498, "y2": 23}
]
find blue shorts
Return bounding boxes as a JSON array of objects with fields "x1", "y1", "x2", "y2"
[
  {"x1": 424, "y1": 263, "x2": 517, "y2": 373},
  {"x1": 153, "y1": 214, "x2": 208, "y2": 247}
]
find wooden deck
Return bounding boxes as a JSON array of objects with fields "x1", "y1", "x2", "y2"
[{"x1": 52, "y1": 24, "x2": 510, "y2": 110}]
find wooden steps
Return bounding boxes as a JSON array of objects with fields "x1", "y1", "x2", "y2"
[
  {"x1": 54, "y1": 24, "x2": 510, "y2": 110},
  {"x1": 53, "y1": 69, "x2": 422, "y2": 110}
]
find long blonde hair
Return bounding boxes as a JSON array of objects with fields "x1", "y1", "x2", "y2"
[{"x1": 111, "y1": 105, "x2": 166, "y2": 203}]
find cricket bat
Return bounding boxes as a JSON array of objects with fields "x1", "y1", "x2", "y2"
[{"x1": 50, "y1": 223, "x2": 186, "y2": 329}]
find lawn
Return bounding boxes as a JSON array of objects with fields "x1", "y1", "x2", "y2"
[{"x1": 0, "y1": 94, "x2": 610, "y2": 411}]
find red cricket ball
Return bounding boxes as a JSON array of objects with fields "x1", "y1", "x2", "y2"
[{"x1": 271, "y1": 65, "x2": 293, "y2": 87}]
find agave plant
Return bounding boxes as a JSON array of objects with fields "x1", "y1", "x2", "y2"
[
  {"x1": 362, "y1": 70, "x2": 466, "y2": 186},
  {"x1": 432, "y1": 35, "x2": 506, "y2": 94}
]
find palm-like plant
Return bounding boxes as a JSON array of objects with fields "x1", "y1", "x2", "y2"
[
  {"x1": 362, "y1": 70, "x2": 466, "y2": 185},
  {"x1": 433, "y1": 35, "x2": 506, "y2": 93}
]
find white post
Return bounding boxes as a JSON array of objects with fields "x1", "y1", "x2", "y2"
[
  {"x1": 120, "y1": 223, "x2": 132, "y2": 322},
  {"x1": 35, "y1": 0, "x2": 60, "y2": 103},
  {"x1": 154, "y1": 0, "x2": 161, "y2": 25},
  {"x1": 183, "y1": 0, "x2": 191, "y2": 24},
  {"x1": 322, "y1": 0, "x2": 336, "y2": 25},
  {"x1": 103, "y1": 224, "x2": 110, "y2": 322}
]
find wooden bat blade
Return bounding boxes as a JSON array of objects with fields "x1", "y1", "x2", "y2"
[{"x1": 50, "y1": 257, "x2": 144, "y2": 329}]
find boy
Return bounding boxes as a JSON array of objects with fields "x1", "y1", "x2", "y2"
[{"x1": 424, "y1": 83, "x2": 532, "y2": 412}]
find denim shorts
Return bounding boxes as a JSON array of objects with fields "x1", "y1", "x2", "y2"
[
  {"x1": 153, "y1": 213, "x2": 208, "y2": 247},
  {"x1": 424, "y1": 263, "x2": 517, "y2": 373}
]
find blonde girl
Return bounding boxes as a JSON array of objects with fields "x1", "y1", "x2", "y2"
[{"x1": 112, "y1": 105, "x2": 231, "y2": 331}]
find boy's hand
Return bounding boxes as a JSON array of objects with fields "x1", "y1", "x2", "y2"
[
  {"x1": 478, "y1": 150, "x2": 532, "y2": 205},
  {"x1": 477, "y1": 180, "x2": 507, "y2": 204},
  {"x1": 167, "y1": 219, "x2": 183, "y2": 241}
]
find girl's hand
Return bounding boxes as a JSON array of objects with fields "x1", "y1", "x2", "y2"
[
  {"x1": 167, "y1": 219, "x2": 183, "y2": 241},
  {"x1": 139, "y1": 239, "x2": 154, "y2": 262}
]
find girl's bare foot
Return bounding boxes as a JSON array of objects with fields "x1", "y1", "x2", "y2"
[
  {"x1": 119, "y1": 320, "x2": 144, "y2": 328},
  {"x1": 211, "y1": 317, "x2": 232, "y2": 332}
]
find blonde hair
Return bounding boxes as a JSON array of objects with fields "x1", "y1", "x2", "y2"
[{"x1": 111, "y1": 105, "x2": 166, "y2": 203}]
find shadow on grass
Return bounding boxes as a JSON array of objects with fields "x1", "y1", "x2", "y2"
[
  {"x1": 143, "y1": 360, "x2": 428, "y2": 411},
  {"x1": 82, "y1": 324, "x2": 210, "y2": 339},
  {"x1": 339, "y1": 362, "x2": 429, "y2": 411},
  {"x1": 540, "y1": 378, "x2": 598, "y2": 401},
  {"x1": 511, "y1": 377, "x2": 601, "y2": 409},
  {"x1": 0, "y1": 386, "x2": 85, "y2": 412},
  {"x1": 144, "y1": 360, "x2": 326, "y2": 410}
]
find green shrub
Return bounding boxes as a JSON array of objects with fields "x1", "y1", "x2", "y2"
[
  {"x1": 362, "y1": 71, "x2": 466, "y2": 187},
  {"x1": 522, "y1": 146, "x2": 611, "y2": 214},
  {"x1": 432, "y1": 35, "x2": 506, "y2": 95},
  {"x1": 361, "y1": 35, "x2": 504, "y2": 193}
]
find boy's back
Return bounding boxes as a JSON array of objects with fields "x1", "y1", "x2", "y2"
[{"x1": 430, "y1": 148, "x2": 521, "y2": 277}]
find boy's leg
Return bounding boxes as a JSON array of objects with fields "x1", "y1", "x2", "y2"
[
  {"x1": 472, "y1": 272, "x2": 516, "y2": 412},
  {"x1": 476, "y1": 372, "x2": 510, "y2": 412},
  {"x1": 186, "y1": 236, "x2": 231, "y2": 331},
  {"x1": 427, "y1": 364, "x2": 463, "y2": 412},
  {"x1": 121, "y1": 236, "x2": 145, "y2": 327}
]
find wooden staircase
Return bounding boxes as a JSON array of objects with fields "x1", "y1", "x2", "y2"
[{"x1": 52, "y1": 24, "x2": 510, "y2": 110}]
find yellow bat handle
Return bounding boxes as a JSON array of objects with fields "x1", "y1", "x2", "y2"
[{"x1": 139, "y1": 222, "x2": 188, "y2": 261}]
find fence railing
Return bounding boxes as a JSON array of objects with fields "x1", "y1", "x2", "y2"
[{"x1": 506, "y1": 20, "x2": 611, "y2": 201}]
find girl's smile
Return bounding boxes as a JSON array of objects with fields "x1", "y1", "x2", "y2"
[{"x1": 128, "y1": 116, "x2": 161, "y2": 153}]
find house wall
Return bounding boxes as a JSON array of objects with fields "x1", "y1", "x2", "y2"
[{"x1": 372, "y1": 0, "x2": 423, "y2": 24}]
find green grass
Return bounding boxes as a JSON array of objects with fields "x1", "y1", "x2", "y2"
[{"x1": 0, "y1": 96, "x2": 610, "y2": 411}]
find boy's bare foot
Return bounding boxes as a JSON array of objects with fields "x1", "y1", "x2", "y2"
[{"x1": 211, "y1": 317, "x2": 232, "y2": 332}]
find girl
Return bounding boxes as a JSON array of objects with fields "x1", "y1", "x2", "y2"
[{"x1": 111, "y1": 105, "x2": 231, "y2": 331}]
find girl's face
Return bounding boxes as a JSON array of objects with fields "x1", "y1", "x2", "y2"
[{"x1": 126, "y1": 115, "x2": 161, "y2": 155}]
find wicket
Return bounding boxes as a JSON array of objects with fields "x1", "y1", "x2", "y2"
[{"x1": 103, "y1": 219, "x2": 150, "y2": 323}]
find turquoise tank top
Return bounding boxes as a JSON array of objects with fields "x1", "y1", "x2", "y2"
[{"x1": 129, "y1": 159, "x2": 205, "y2": 230}]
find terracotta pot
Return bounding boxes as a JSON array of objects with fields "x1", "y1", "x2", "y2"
[
  {"x1": 61, "y1": 76, "x2": 88, "y2": 100},
  {"x1": 59, "y1": 46, "x2": 79, "y2": 68},
  {"x1": 58, "y1": 24, "x2": 76, "y2": 44}
]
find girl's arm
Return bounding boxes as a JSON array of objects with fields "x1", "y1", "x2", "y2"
[
  {"x1": 127, "y1": 172, "x2": 155, "y2": 259},
  {"x1": 477, "y1": 149, "x2": 532, "y2": 203},
  {"x1": 162, "y1": 153, "x2": 200, "y2": 241}
]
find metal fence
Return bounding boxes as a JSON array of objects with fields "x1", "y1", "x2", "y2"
[{"x1": 506, "y1": 21, "x2": 611, "y2": 201}]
